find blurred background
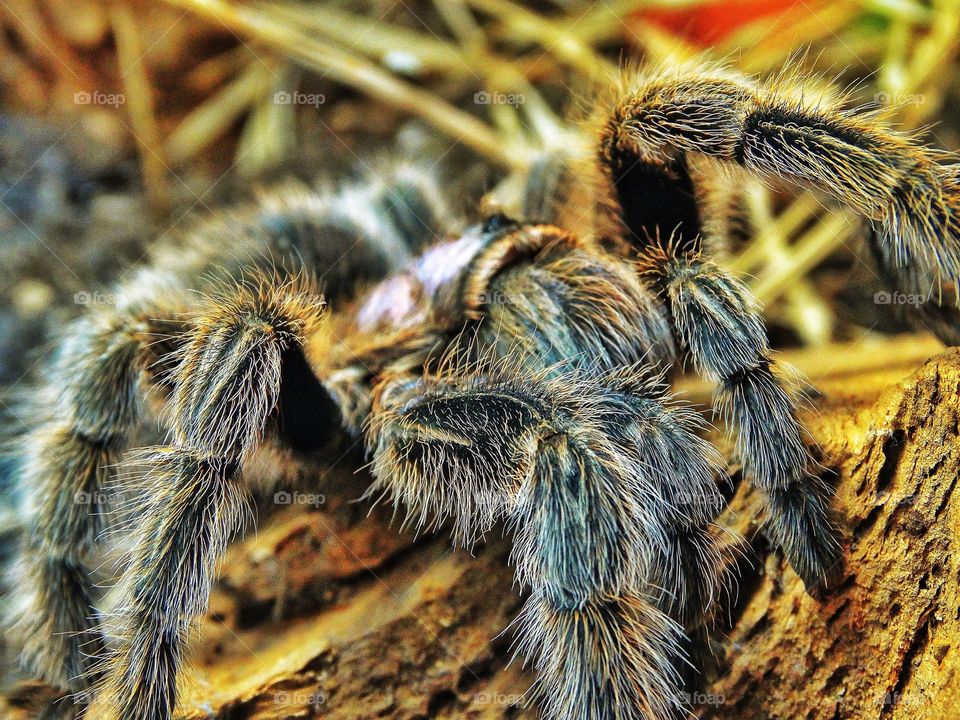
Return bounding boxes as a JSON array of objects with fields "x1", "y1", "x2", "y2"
[{"x1": 0, "y1": 0, "x2": 958, "y2": 388}]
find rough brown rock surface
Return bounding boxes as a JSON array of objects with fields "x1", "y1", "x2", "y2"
[{"x1": 3, "y1": 333, "x2": 958, "y2": 719}]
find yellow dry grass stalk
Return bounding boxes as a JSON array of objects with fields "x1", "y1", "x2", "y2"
[
  {"x1": 624, "y1": 1, "x2": 959, "y2": 342},
  {"x1": 164, "y1": 60, "x2": 277, "y2": 166},
  {"x1": 731, "y1": 0, "x2": 960, "y2": 342},
  {"x1": 101, "y1": 0, "x2": 960, "y2": 345},
  {"x1": 2, "y1": 1, "x2": 957, "y2": 425},
  {"x1": 162, "y1": 0, "x2": 522, "y2": 169},
  {"x1": 110, "y1": 2, "x2": 170, "y2": 210}
]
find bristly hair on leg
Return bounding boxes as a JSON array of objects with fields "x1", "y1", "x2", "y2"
[
  {"x1": 636, "y1": 240, "x2": 843, "y2": 590},
  {"x1": 87, "y1": 274, "x2": 328, "y2": 720},
  {"x1": 593, "y1": 58, "x2": 960, "y2": 300},
  {"x1": 368, "y1": 357, "x2": 729, "y2": 719},
  {"x1": 6, "y1": 284, "x2": 188, "y2": 700}
]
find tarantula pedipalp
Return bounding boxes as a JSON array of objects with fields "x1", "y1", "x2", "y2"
[{"x1": 7, "y1": 61, "x2": 960, "y2": 720}]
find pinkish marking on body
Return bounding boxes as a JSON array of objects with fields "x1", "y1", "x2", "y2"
[{"x1": 356, "y1": 230, "x2": 485, "y2": 330}]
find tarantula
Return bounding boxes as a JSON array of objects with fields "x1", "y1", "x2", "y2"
[{"x1": 6, "y1": 60, "x2": 960, "y2": 720}]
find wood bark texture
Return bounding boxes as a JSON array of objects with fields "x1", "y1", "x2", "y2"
[{"x1": 2, "y1": 333, "x2": 958, "y2": 720}]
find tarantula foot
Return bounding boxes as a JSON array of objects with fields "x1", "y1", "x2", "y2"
[{"x1": 764, "y1": 481, "x2": 845, "y2": 592}]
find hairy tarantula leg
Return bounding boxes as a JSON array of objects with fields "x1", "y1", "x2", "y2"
[
  {"x1": 90, "y1": 279, "x2": 328, "y2": 720},
  {"x1": 364, "y1": 160, "x2": 457, "y2": 253},
  {"x1": 369, "y1": 368, "x2": 726, "y2": 719},
  {"x1": 8, "y1": 289, "x2": 185, "y2": 696},
  {"x1": 154, "y1": 162, "x2": 456, "y2": 308},
  {"x1": 598, "y1": 64, "x2": 960, "y2": 285},
  {"x1": 639, "y1": 243, "x2": 843, "y2": 589},
  {"x1": 597, "y1": 368, "x2": 727, "y2": 627},
  {"x1": 423, "y1": 218, "x2": 721, "y2": 617},
  {"x1": 865, "y1": 163, "x2": 960, "y2": 344}
]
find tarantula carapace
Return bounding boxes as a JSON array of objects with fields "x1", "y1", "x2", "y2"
[{"x1": 7, "y1": 62, "x2": 960, "y2": 720}]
